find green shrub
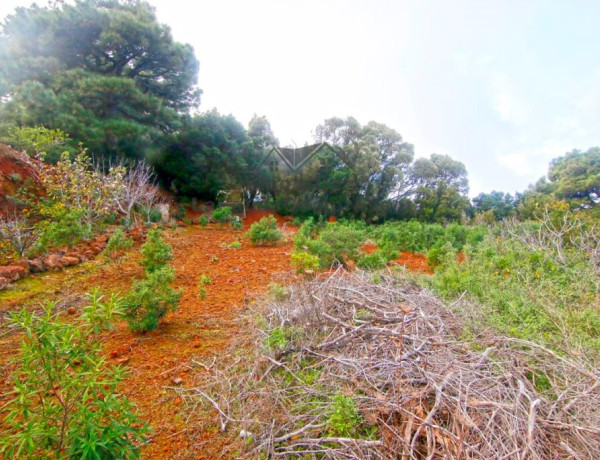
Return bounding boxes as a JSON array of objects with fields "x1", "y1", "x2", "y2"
[
  {"x1": 140, "y1": 228, "x2": 172, "y2": 273},
  {"x1": 36, "y1": 210, "x2": 91, "y2": 252},
  {"x1": 124, "y1": 265, "x2": 182, "y2": 332},
  {"x1": 1, "y1": 301, "x2": 147, "y2": 459},
  {"x1": 230, "y1": 241, "x2": 242, "y2": 249},
  {"x1": 173, "y1": 204, "x2": 187, "y2": 220},
  {"x1": 148, "y1": 207, "x2": 163, "y2": 223},
  {"x1": 268, "y1": 282, "x2": 288, "y2": 300},
  {"x1": 199, "y1": 214, "x2": 210, "y2": 226},
  {"x1": 231, "y1": 215, "x2": 243, "y2": 231},
  {"x1": 358, "y1": 251, "x2": 388, "y2": 270},
  {"x1": 246, "y1": 216, "x2": 283, "y2": 246},
  {"x1": 212, "y1": 206, "x2": 232, "y2": 224},
  {"x1": 327, "y1": 394, "x2": 362, "y2": 437},
  {"x1": 315, "y1": 223, "x2": 365, "y2": 266},
  {"x1": 291, "y1": 251, "x2": 320, "y2": 274},
  {"x1": 103, "y1": 229, "x2": 133, "y2": 260}
]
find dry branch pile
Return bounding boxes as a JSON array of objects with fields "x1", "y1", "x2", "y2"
[{"x1": 177, "y1": 269, "x2": 600, "y2": 459}]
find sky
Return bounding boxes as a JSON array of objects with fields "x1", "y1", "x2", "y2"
[{"x1": 1, "y1": 0, "x2": 599, "y2": 196}]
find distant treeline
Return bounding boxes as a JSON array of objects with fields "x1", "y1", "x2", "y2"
[{"x1": 1, "y1": 0, "x2": 598, "y2": 222}]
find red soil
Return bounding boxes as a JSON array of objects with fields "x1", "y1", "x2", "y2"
[
  {"x1": 0, "y1": 144, "x2": 44, "y2": 217},
  {"x1": 393, "y1": 251, "x2": 433, "y2": 274},
  {"x1": 0, "y1": 225, "x2": 295, "y2": 459}
]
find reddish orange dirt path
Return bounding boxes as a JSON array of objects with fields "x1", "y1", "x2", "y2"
[{"x1": 0, "y1": 224, "x2": 294, "y2": 459}]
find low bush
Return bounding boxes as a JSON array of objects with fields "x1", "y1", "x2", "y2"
[
  {"x1": 246, "y1": 216, "x2": 282, "y2": 246},
  {"x1": 140, "y1": 228, "x2": 172, "y2": 273},
  {"x1": 124, "y1": 266, "x2": 182, "y2": 332},
  {"x1": 1, "y1": 298, "x2": 147, "y2": 459},
  {"x1": 231, "y1": 216, "x2": 243, "y2": 231},
  {"x1": 357, "y1": 250, "x2": 388, "y2": 270},
  {"x1": 212, "y1": 206, "x2": 232, "y2": 225},
  {"x1": 291, "y1": 251, "x2": 320, "y2": 274},
  {"x1": 199, "y1": 214, "x2": 210, "y2": 226},
  {"x1": 103, "y1": 229, "x2": 133, "y2": 260}
]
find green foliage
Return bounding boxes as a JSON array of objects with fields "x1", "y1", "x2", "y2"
[
  {"x1": 265, "y1": 327, "x2": 289, "y2": 351},
  {"x1": 357, "y1": 251, "x2": 388, "y2": 270},
  {"x1": 35, "y1": 209, "x2": 92, "y2": 253},
  {"x1": 199, "y1": 214, "x2": 210, "y2": 226},
  {"x1": 124, "y1": 266, "x2": 182, "y2": 332},
  {"x1": 246, "y1": 216, "x2": 283, "y2": 246},
  {"x1": 81, "y1": 289, "x2": 125, "y2": 335},
  {"x1": 103, "y1": 229, "x2": 133, "y2": 260},
  {"x1": 428, "y1": 217, "x2": 600, "y2": 354},
  {"x1": 231, "y1": 215, "x2": 243, "y2": 231},
  {"x1": 212, "y1": 206, "x2": 232, "y2": 224},
  {"x1": 309, "y1": 223, "x2": 365, "y2": 266},
  {"x1": 0, "y1": 126, "x2": 69, "y2": 160},
  {"x1": 0, "y1": 301, "x2": 147, "y2": 459},
  {"x1": 327, "y1": 394, "x2": 362, "y2": 437},
  {"x1": 0, "y1": 1, "x2": 199, "y2": 162},
  {"x1": 148, "y1": 208, "x2": 163, "y2": 223},
  {"x1": 229, "y1": 241, "x2": 242, "y2": 249},
  {"x1": 268, "y1": 282, "x2": 288, "y2": 301},
  {"x1": 197, "y1": 274, "x2": 211, "y2": 300},
  {"x1": 140, "y1": 228, "x2": 172, "y2": 273},
  {"x1": 291, "y1": 251, "x2": 320, "y2": 274}
]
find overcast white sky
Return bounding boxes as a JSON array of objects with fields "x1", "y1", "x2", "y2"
[{"x1": 1, "y1": 0, "x2": 599, "y2": 196}]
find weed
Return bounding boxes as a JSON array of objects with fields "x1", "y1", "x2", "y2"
[
  {"x1": 199, "y1": 214, "x2": 210, "y2": 226},
  {"x1": 230, "y1": 241, "x2": 242, "y2": 249},
  {"x1": 103, "y1": 228, "x2": 133, "y2": 261},
  {"x1": 327, "y1": 394, "x2": 362, "y2": 437},
  {"x1": 210, "y1": 255, "x2": 219, "y2": 263},
  {"x1": 268, "y1": 282, "x2": 288, "y2": 300},
  {"x1": 291, "y1": 251, "x2": 320, "y2": 274}
]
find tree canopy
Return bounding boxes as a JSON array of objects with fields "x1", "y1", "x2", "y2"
[{"x1": 0, "y1": 0, "x2": 199, "y2": 161}]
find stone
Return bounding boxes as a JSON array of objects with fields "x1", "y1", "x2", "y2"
[
  {"x1": 61, "y1": 256, "x2": 80, "y2": 267},
  {"x1": 0, "y1": 265, "x2": 27, "y2": 281},
  {"x1": 42, "y1": 254, "x2": 62, "y2": 271},
  {"x1": 28, "y1": 259, "x2": 45, "y2": 273},
  {"x1": 0, "y1": 277, "x2": 9, "y2": 290}
]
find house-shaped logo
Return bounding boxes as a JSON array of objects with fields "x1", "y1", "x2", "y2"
[{"x1": 256, "y1": 142, "x2": 348, "y2": 173}]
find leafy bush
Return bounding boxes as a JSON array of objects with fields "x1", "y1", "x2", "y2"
[
  {"x1": 212, "y1": 206, "x2": 232, "y2": 224},
  {"x1": 124, "y1": 265, "x2": 182, "y2": 332},
  {"x1": 428, "y1": 218, "x2": 600, "y2": 355},
  {"x1": 35, "y1": 209, "x2": 92, "y2": 253},
  {"x1": 103, "y1": 229, "x2": 133, "y2": 260},
  {"x1": 291, "y1": 251, "x2": 320, "y2": 274},
  {"x1": 199, "y1": 214, "x2": 210, "y2": 226},
  {"x1": 1, "y1": 300, "x2": 147, "y2": 459},
  {"x1": 231, "y1": 215, "x2": 243, "y2": 231},
  {"x1": 313, "y1": 223, "x2": 365, "y2": 266},
  {"x1": 358, "y1": 251, "x2": 388, "y2": 270},
  {"x1": 327, "y1": 394, "x2": 362, "y2": 437},
  {"x1": 230, "y1": 241, "x2": 242, "y2": 249},
  {"x1": 140, "y1": 228, "x2": 172, "y2": 273},
  {"x1": 246, "y1": 216, "x2": 282, "y2": 246},
  {"x1": 148, "y1": 207, "x2": 162, "y2": 223}
]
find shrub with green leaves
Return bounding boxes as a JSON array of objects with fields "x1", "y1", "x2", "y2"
[
  {"x1": 140, "y1": 228, "x2": 172, "y2": 273},
  {"x1": 291, "y1": 251, "x2": 320, "y2": 274},
  {"x1": 231, "y1": 215, "x2": 243, "y2": 231},
  {"x1": 230, "y1": 240, "x2": 242, "y2": 249},
  {"x1": 327, "y1": 394, "x2": 362, "y2": 437},
  {"x1": 35, "y1": 209, "x2": 92, "y2": 253},
  {"x1": 1, "y1": 299, "x2": 147, "y2": 459},
  {"x1": 357, "y1": 250, "x2": 388, "y2": 270},
  {"x1": 199, "y1": 214, "x2": 210, "y2": 226},
  {"x1": 310, "y1": 223, "x2": 366, "y2": 266},
  {"x1": 212, "y1": 206, "x2": 232, "y2": 224},
  {"x1": 246, "y1": 215, "x2": 283, "y2": 246},
  {"x1": 103, "y1": 229, "x2": 133, "y2": 260},
  {"x1": 124, "y1": 265, "x2": 182, "y2": 332}
]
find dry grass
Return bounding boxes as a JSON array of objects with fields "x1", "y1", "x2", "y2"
[{"x1": 173, "y1": 268, "x2": 600, "y2": 459}]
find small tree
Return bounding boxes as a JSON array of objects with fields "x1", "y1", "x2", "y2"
[
  {"x1": 112, "y1": 160, "x2": 157, "y2": 230},
  {"x1": 0, "y1": 214, "x2": 39, "y2": 257},
  {"x1": 125, "y1": 228, "x2": 181, "y2": 332},
  {"x1": 140, "y1": 228, "x2": 172, "y2": 273},
  {"x1": 36, "y1": 147, "x2": 123, "y2": 232},
  {"x1": 0, "y1": 297, "x2": 148, "y2": 459}
]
